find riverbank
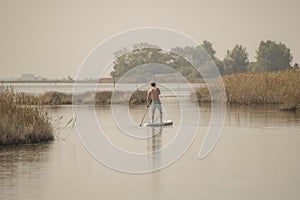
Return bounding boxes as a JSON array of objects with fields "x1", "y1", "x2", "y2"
[
  {"x1": 0, "y1": 89, "x2": 146, "y2": 145},
  {"x1": 2, "y1": 71, "x2": 299, "y2": 111},
  {"x1": 195, "y1": 70, "x2": 300, "y2": 111},
  {"x1": 0, "y1": 89, "x2": 53, "y2": 146},
  {"x1": 14, "y1": 90, "x2": 148, "y2": 105}
]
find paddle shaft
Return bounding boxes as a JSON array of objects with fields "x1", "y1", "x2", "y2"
[
  {"x1": 139, "y1": 106, "x2": 149, "y2": 126},
  {"x1": 139, "y1": 99, "x2": 152, "y2": 126}
]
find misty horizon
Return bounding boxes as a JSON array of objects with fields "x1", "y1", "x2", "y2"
[{"x1": 1, "y1": 0, "x2": 299, "y2": 79}]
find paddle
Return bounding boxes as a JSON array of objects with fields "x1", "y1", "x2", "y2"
[{"x1": 139, "y1": 99, "x2": 151, "y2": 126}]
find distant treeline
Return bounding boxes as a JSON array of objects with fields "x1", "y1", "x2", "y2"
[
  {"x1": 111, "y1": 41, "x2": 298, "y2": 82},
  {"x1": 2, "y1": 70, "x2": 298, "y2": 111}
]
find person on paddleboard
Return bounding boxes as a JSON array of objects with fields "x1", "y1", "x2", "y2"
[{"x1": 146, "y1": 82, "x2": 162, "y2": 123}]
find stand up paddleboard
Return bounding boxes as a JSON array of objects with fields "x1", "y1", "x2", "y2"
[{"x1": 143, "y1": 120, "x2": 173, "y2": 127}]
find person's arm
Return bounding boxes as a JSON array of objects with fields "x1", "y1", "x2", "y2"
[
  {"x1": 157, "y1": 88, "x2": 161, "y2": 96},
  {"x1": 146, "y1": 89, "x2": 151, "y2": 107}
]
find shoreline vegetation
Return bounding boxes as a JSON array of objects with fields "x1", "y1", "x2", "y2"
[
  {"x1": 0, "y1": 71, "x2": 298, "y2": 146},
  {"x1": 0, "y1": 89, "x2": 53, "y2": 146},
  {"x1": 0, "y1": 77, "x2": 114, "y2": 84},
  {"x1": 195, "y1": 71, "x2": 300, "y2": 111},
  {"x1": 2, "y1": 71, "x2": 298, "y2": 110},
  {"x1": 13, "y1": 90, "x2": 148, "y2": 106},
  {"x1": 0, "y1": 89, "x2": 146, "y2": 146}
]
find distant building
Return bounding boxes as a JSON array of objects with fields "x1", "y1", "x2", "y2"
[
  {"x1": 36, "y1": 76, "x2": 46, "y2": 81},
  {"x1": 20, "y1": 73, "x2": 36, "y2": 81},
  {"x1": 18, "y1": 73, "x2": 46, "y2": 81}
]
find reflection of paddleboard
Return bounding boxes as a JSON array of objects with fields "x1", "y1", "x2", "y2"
[{"x1": 143, "y1": 120, "x2": 173, "y2": 127}]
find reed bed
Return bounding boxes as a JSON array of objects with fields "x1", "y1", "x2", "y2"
[
  {"x1": 8, "y1": 90, "x2": 148, "y2": 106},
  {"x1": 0, "y1": 89, "x2": 53, "y2": 145},
  {"x1": 13, "y1": 91, "x2": 72, "y2": 105},
  {"x1": 95, "y1": 91, "x2": 113, "y2": 105},
  {"x1": 95, "y1": 90, "x2": 147, "y2": 105},
  {"x1": 129, "y1": 90, "x2": 148, "y2": 105},
  {"x1": 40, "y1": 91, "x2": 72, "y2": 105},
  {"x1": 195, "y1": 71, "x2": 300, "y2": 108}
]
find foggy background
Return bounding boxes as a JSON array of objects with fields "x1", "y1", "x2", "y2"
[{"x1": 0, "y1": 0, "x2": 299, "y2": 79}]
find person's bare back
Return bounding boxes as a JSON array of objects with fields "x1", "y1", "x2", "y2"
[
  {"x1": 146, "y1": 82, "x2": 162, "y2": 123},
  {"x1": 148, "y1": 87, "x2": 160, "y2": 102}
]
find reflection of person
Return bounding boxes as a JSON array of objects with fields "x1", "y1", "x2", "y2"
[{"x1": 147, "y1": 82, "x2": 162, "y2": 123}]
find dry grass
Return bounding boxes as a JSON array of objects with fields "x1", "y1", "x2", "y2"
[
  {"x1": 129, "y1": 90, "x2": 148, "y2": 105},
  {"x1": 195, "y1": 71, "x2": 300, "y2": 108},
  {"x1": 95, "y1": 90, "x2": 147, "y2": 105},
  {"x1": 9, "y1": 90, "x2": 147, "y2": 106},
  {"x1": 95, "y1": 91, "x2": 113, "y2": 104},
  {"x1": 14, "y1": 91, "x2": 72, "y2": 105},
  {"x1": 40, "y1": 91, "x2": 72, "y2": 105},
  {"x1": 0, "y1": 88, "x2": 53, "y2": 145}
]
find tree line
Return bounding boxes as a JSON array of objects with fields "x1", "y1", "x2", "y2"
[{"x1": 111, "y1": 40, "x2": 298, "y2": 81}]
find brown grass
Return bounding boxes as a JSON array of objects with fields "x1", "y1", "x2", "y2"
[
  {"x1": 0, "y1": 88, "x2": 53, "y2": 145},
  {"x1": 195, "y1": 71, "x2": 300, "y2": 107},
  {"x1": 14, "y1": 91, "x2": 72, "y2": 105},
  {"x1": 9, "y1": 90, "x2": 148, "y2": 106},
  {"x1": 129, "y1": 90, "x2": 148, "y2": 105},
  {"x1": 95, "y1": 91, "x2": 113, "y2": 105},
  {"x1": 39, "y1": 91, "x2": 72, "y2": 105},
  {"x1": 95, "y1": 90, "x2": 147, "y2": 105}
]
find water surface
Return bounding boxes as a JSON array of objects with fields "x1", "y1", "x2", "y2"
[{"x1": 0, "y1": 104, "x2": 299, "y2": 200}]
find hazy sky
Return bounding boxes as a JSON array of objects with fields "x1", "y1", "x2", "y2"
[{"x1": 0, "y1": 0, "x2": 299, "y2": 79}]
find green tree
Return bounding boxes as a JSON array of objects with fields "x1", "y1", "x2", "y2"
[
  {"x1": 111, "y1": 44, "x2": 199, "y2": 81},
  {"x1": 200, "y1": 40, "x2": 216, "y2": 60},
  {"x1": 223, "y1": 45, "x2": 249, "y2": 74},
  {"x1": 200, "y1": 41, "x2": 224, "y2": 75},
  {"x1": 247, "y1": 62, "x2": 257, "y2": 72},
  {"x1": 214, "y1": 59, "x2": 224, "y2": 75},
  {"x1": 255, "y1": 40, "x2": 292, "y2": 71},
  {"x1": 111, "y1": 47, "x2": 165, "y2": 77},
  {"x1": 172, "y1": 41, "x2": 224, "y2": 76},
  {"x1": 112, "y1": 41, "x2": 224, "y2": 81}
]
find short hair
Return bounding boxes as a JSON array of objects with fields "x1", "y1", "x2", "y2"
[{"x1": 151, "y1": 82, "x2": 156, "y2": 87}]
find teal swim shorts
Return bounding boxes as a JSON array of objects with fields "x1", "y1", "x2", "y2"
[{"x1": 151, "y1": 100, "x2": 161, "y2": 110}]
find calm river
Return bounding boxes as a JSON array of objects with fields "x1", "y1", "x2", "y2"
[{"x1": 0, "y1": 100, "x2": 300, "y2": 200}]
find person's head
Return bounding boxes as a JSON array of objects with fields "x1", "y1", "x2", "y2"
[{"x1": 151, "y1": 82, "x2": 156, "y2": 87}]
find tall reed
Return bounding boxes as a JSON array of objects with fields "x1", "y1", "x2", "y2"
[
  {"x1": 0, "y1": 88, "x2": 53, "y2": 145},
  {"x1": 95, "y1": 90, "x2": 147, "y2": 105},
  {"x1": 195, "y1": 70, "x2": 300, "y2": 106},
  {"x1": 39, "y1": 91, "x2": 72, "y2": 105}
]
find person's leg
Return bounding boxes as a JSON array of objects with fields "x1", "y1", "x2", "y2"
[
  {"x1": 151, "y1": 108, "x2": 155, "y2": 123},
  {"x1": 159, "y1": 105, "x2": 162, "y2": 123}
]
